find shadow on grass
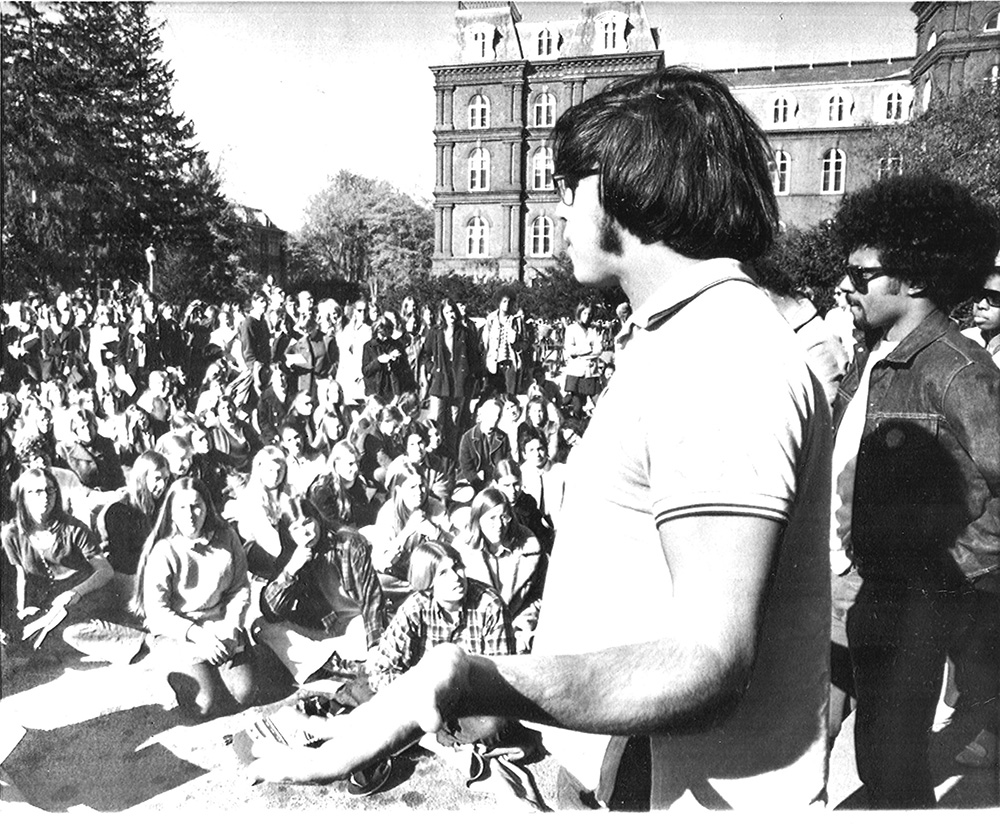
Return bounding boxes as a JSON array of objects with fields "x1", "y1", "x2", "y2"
[{"x1": 3, "y1": 704, "x2": 206, "y2": 812}]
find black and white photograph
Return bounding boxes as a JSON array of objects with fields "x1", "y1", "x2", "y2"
[{"x1": 1, "y1": 0, "x2": 998, "y2": 814}]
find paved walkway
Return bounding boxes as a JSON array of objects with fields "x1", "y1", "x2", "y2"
[{"x1": 1, "y1": 648, "x2": 996, "y2": 814}]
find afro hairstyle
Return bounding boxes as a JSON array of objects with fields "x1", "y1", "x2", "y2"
[{"x1": 834, "y1": 173, "x2": 999, "y2": 309}]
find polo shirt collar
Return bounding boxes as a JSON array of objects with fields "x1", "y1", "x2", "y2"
[{"x1": 616, "y1": 258, "x2": 756, "y2": 348}]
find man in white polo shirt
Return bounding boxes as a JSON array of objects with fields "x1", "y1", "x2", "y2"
[{"x1": 249, "y1": 67, "x2": 833, "y2": 811}]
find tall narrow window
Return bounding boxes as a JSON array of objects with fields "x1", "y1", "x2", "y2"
[
  {"x1": 468, "y1": 94, "x2": 490, "y2": 129},
  {"x1": 469, "y1": 148, "x2": 490, "y2": 191},
  {"x1": 467, "y1": 217, "x2": 488, "y2": 257},
  {"x1": 885, "y1": 91, "x2": 904, "y2": 121},
  {"x1": 530, "y1": 216, "x2": 553, "y2": 256},
  {"x1": 772, "y1": 150, "x2": 791, "y2": 195},
  {"x1": 531, "y1": 147, "x2": 554, "y2": 190},
  {"x1": 821, "y1": 149, "x2": 846, "y2": 194},
  {"x1": 828, "y1": 94, "x2": 846, "y2": 122},
  {"x1": 473, "y1": 30, "x2": 488, "y2": 59},
  {"x1": 533, "y1": 93, "x2": 555, "y2": 127},
  {"x1": 603, "y1": 20, "x2": 618, "y2": 50},
  {"x1": 773, "y1": 97, "x2": 790, "y2": 124},
  {"x1": 538, "y1": 28, "x2": 553, "y2": 56}
]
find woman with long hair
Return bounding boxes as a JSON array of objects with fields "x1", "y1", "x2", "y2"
[
  {"x1": 453, "y1": 487, "x2": 545, "y2": 653},
  {"x1": 307, "y1": 439, "x2": 376, "y2": 531},
  {"x1": 562, "y1": 301, "x2": 604, "y2": 419},
  {"x1": 99, "y1": 450, "x2": 172, "y2": 611},
  {"x1": 370, "y1": 462, "x2": 451, "y2": 588},
  {"x1": 517, "y1": 395, "x2": 562, "y2": 463},
  {"x1": 366, "y1": 540, "x2": 511, "y2": 691},
  {"x1": 490, "y1": 458, "x2": 554, "y2": 557},
  {"x1": 228, "y1": 445, "x2": 293, "y2": 581},
  {"x1": 2, "y1": 468, "x2": 113, "y2": 657},
  {"x1": 131, "y1": 477, "x2": 256, "y2": 718}
]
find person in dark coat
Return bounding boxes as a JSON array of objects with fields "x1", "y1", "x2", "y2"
[
  {"x1": 422, "y1": 298, "x2": 483, "y2": 459},
  {"x1": 362, "y1": 315, "x2": 408, "y2": 400}
]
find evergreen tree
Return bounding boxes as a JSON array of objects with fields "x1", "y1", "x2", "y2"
[{"x1": 1, "y1": 2, "x2": 246, "y2": 299}]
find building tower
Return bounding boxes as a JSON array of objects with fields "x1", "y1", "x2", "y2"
[{"x1": 430, "y1": 1, "x2": 662, "y2": 283}]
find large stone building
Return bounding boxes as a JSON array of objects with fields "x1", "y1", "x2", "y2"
[
  {"x1": 430, "y1": 2, "x2": 1000, "y2": 280},
  {"x1": 717, "y1": 57, "x2": 916, "y2": 228},
  {"x1": 430, "y1": 1, "x2": 662, "y2": 282},
  {"x1": 720, "y1": 2, "x2": 999, "y2": 228}
]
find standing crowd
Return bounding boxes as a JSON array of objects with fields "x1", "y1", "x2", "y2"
[{"x1": 2, "y1": 65, "x2": 999, "y2": 812}]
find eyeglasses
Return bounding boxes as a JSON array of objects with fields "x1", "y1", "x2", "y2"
[
  {"x1": 845, "y1": 265, "x2": 889, "y2": 294},
  {"x1": 974, "y1": 288, "x2": 1000, "y2": 308},
  {"x1": 553, "y1": 170, "x2": 598, "y2": 207}
]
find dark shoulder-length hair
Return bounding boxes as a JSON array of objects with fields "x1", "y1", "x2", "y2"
[
  {"x1": 130, "y1": 476, "x2": 224, "y2": 619},
  {"x1": 12, "y1": 467, "x2": 67, "y2": 534},
  {"x1": 553, "y1": 65, "x2": 778, "y2": 262}
]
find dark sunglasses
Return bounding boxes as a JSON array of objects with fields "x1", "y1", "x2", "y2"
[
  {"x1": 845, "y1": 265, "x2": 889, "y2": 294},
  {"x1": 974, "y1": 288, "x2": 1000, "y2": 309}
]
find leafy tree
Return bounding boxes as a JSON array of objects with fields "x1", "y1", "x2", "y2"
[
  {"x1": 855, "y1": 84, "x2": 1000, "y2": 212},
  {"x1": 296, "y1": 170, "x2": 434, "y2": 294},
  {"x1": 755, "y1": 221, "x2": 847, "y2": 315}
]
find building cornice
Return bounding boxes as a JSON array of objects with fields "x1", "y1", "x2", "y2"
[
  {"x1": 433, "y1": 191, "x2": 527, "y2": 206},
  {"x1": 765, "y1": 124, "x2": 880, "y2": 139},
  {"x1": 556, "y1": 51, "x2": 663, "y2": 77},
  {"x1": 911, "y1": 31, "x2": 1000, "y2": 76},
  {"x1": 432, "y1": 61, "x2": 529, "y2": 86},
  {"x1": 432, "y1": 50, "x2": 663, "y2": 87},
  {"x1": 435, "y1": 127, "x2": 528, "y2": 142}
]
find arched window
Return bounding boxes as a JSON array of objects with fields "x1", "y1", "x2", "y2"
[
  {"x1": 469, "y1": 148, "x2": 490, "y2": 191},
  {"x1": 821, "y1": 149, "x2": 846, "y2": 194},
  {"x1": 533, "y1": 93, "x2": 555, "y2": 127},
  {"x1": 538, "y1": 28, "x2": 553, "y2": 56},
  {"x1": 922, "y1": 76, "x2": 933, "y2": 110},
  {"x1": 927, "y1": 31, "x2": 938, "y2": 51},
  {"x1": 530, "y1": 216, "x2": 553, "y2": 257},
  {"x1": 531, "y1": 147, "x2": 554, "y2": 190},
  {"x1": 772, "y1": 150, "x2": 791, "y2": 195},
  {"x1": 991, "y1": 65, "x2": 999, "y2": 88},
  {"x1": 885, "y1": 91, "x2": 904, "y2": 121},
  {"x1": 469, "y1": 94, "x2": 490, "y2": 129},
  {"x1": 772, "y1": 96, "x2": 790, "y2": 125},
  {"x1": 467, "y1": 217, "x2": 489, "y2": 257},
  {"x1": 985, "y1": 11, "x2": 1000, "y2": 32},
  {"x1": 828, "y1": 94, "x2": 846, "y2": 123},
  {"x1": 595, "y1": 11, "x2": 628, "y2": 53}
]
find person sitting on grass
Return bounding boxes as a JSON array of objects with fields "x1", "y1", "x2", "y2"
[{"x1": 132, "y1": 477, "x2": 256, "y2": 719}]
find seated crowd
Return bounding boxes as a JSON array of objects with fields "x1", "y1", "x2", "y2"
[{"x1": 0, "y1": 283, "x2": 580, "y2": 730}]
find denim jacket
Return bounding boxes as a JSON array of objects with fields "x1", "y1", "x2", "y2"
[{"x1": 833, "y1": 310, "x2": 1000, "y2": 587}]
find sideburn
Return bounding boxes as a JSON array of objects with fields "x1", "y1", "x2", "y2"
[{"x1": 599, "y1": 214, "x2": 624, "y2": 255}]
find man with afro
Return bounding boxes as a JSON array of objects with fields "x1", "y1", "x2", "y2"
[{"x1": 831, "y1": 173, "x2": 1000, "y2": 808}]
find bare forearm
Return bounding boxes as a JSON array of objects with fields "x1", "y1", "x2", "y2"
[{"x1": 460, "y1": 639, "x2": 745, "y2": 737}]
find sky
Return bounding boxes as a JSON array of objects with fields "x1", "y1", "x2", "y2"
[{"x1": 155, "y1": 1, "x2": 918, "y2": 233}]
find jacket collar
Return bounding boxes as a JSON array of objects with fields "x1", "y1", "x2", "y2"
[{"x1": 880, "y1": 308, "x2": 955, "y2": 366}]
